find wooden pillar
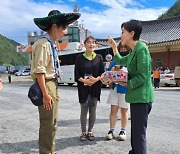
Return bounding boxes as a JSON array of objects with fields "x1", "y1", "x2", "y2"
[{"x1": 166, "y1": 46, "x2": 170, "y2": 68}]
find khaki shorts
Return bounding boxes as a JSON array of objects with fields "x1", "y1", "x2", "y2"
[{"x1": 106, "y1": 88, "x2": 129, "y2": 109}]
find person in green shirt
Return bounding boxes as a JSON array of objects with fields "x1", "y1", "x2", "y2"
[{"x1": 108, "y1": 20, "x2": 154, "y2": 154}]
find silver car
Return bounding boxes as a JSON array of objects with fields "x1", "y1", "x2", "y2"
[
  {"x1": 21, "y1": 70, "x2": 30, "y2": 76},
  {"x1": 160, "y1": 71, "x2": 176, "y2": 87}
]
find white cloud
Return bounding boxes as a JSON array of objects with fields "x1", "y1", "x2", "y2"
[
  {"x1": 0, "y1": 0, "x2": 74, "y2": 43},
  {"x1": 80, "y1": 0, "x2": 167, "y2": 38},
  {"x1": 0, "y1": 0, "x2": 168, "y2": 44}
]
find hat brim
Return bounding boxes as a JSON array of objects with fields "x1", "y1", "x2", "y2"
[{"x1": 34, "y1": 12, "x2": 81, "y2": 31}]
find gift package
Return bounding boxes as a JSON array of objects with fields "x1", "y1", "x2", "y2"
[{"x1": 101, "y1": 70, "x2": 128, "y2": 85}]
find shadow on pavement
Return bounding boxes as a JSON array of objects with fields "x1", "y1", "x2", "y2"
[
  {"x1": 58, "y1": 118, "x2": 109, "y2": 127},
  {"x1": 0, "y1": 140, "x2": 38, "y2": 154},
  {"x1": 56, "y1": 137, "x2": 98, "y2": 150},
  {"x1": 0, "y1": 136, "x2": 103, "y2": 153}
]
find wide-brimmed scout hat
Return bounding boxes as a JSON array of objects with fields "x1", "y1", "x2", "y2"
[{"x1": 34, "y1": 10, "x2": 81, "y2": 31}]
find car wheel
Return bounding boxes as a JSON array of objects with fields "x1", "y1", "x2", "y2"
[
  {"x1": 165, "y1": 83, "x2": 170, "y2": 87},
  {"x1": 176, "y1": 83, "x2": 180, "y2": 87},
  {"x1": 68, "y1": 83, "x2": 74, "y2": 86}
]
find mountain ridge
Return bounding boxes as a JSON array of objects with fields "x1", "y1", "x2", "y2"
[{"x1": 0, "y1": 34, "x2": 28, "y2": 66}]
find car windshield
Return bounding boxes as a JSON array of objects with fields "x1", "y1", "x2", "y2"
[
  {"x1": 165, "y1": 71, "x2": 174, "y2": 74},
  {"x1": 19, "y1": 70, "x2": 24, "y2": 73},
  {"x1": 162, "y1": 71, "x2": 174, "y2": 74}
]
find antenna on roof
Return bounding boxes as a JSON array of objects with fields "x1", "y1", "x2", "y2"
[
  {"x1": 73, "y1": 1, "x2": 80, "y2": 26},
  {"x1": 73, "y1": 2, "x2": 80, "y2": 13}
]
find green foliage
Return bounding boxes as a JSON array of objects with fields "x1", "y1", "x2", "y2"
[
  {"x1": 158, "y1": 0, "x2": 180, "y2": 19},
  {"x1": 0, "y1": 34, "x2": 28, "y2": 66}
]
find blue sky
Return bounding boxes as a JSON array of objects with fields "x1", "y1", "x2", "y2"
[{"x1": 0, "y1": 0, "x2": 177, "y2": 44}]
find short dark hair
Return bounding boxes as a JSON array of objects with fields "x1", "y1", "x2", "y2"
[
  {"x1": 84, "y1": 36, "x2": 96, "y2": 44},
  {"x1": 121, "y1": 20, "x2": 142, "y2": 41},
  {"x1": 45, "y1": 22, "x2": 67, "y2": 31}
]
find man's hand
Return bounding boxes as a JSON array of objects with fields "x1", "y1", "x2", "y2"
[
  {"x1": 43, "y1": 93, "x2": 54, "y2": 110},
  {"x1": 35, "y1": 73, "x2": 54, "y2": 111}
]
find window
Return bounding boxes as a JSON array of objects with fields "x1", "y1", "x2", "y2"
[
  {"x1": 155, "y1": 58, "x2": 163, "y2": 67},
  {"x1": 60, "y1": 52, "x2": 80, "y2": 66},
  {"x1": 68, "y1": 27, "x2": 80, "y2": 42}
]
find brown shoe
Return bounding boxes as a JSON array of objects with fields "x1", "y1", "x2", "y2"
[{"x1": 87, "y1": 132, "x2": 95, "y2": 141}]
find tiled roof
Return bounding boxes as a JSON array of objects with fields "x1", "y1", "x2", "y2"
[
  {"x1": 96, "y1": 37, "x2": 120, "y2": 46},
  {"x1": 141, "y1": 16, "x2": 180, "y2": 44},
  {"x1": 95, "y1": 16, "x2": 180, "y2": 46}
]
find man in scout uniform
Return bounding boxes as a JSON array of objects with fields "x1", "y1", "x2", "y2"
[{"x1": 31, "y1": 10, "x2": 80, "y2": 154}]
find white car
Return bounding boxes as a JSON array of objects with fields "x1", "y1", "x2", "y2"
[
  {"x1": 160, "y1": 71, "x2": 176, "y2": 87},
  {"x1": 21, "y1": 70, "x2": 30, "y2": 76},
  {"x1": 15, "y1": 70, "x2": 24, "y2": 76},
  {"x1": 15, "y1": 70, "x2": 30, "y2": 76}
]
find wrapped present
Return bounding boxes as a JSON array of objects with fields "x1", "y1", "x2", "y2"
[{"x1": 101, "y1": 70, "x2": 128, "y2": 85}]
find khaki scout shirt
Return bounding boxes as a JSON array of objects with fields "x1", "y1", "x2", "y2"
[{"x1": 31, "y1": 38, "x2": 57, "y2": 80}]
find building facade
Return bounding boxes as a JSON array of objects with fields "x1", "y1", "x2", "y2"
[
  {"x1": 26, "y1": 16, "x2": 180, "y2": 70},
  {"x1": 141, "y1": 16, "x2": 180, "y2": 70}
]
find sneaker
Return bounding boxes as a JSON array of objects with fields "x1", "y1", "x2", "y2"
[
  {"x1": 87, "y1": 132, "x2": 95, "y2": 141},
  {"x1": 80, "y1": 133, "x2": 87, "y2": 141},
  {"x1": 105, "y1": 130, "x2": 115, "y2": 140},
  {"x1": 118, "y1": 131, "x2": 126, "y2": 141}
]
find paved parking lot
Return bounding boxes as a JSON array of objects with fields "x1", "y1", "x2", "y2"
[{"x1": 0, "y1": 76, "x2": 180, "y2": 154}]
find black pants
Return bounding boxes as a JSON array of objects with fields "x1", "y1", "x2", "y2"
[
  {"x1": 153, "y1": 78, "x2": 160, "y2": 88},
  {"x1": 129, "y1": 103, "x2": 152, "y2": 154}
]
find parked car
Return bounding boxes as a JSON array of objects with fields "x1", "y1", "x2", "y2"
[
  {"x1": 160, "y1": 71, "x2": 176, "y2": 87},
  {"x1": 174, "y1": 66, "x2": 180, "y2": 86},
  {"x1": 15, "y1": 70, "x2": 24, "y2": 76},
  {"x1": 21, "y1": 70, "x2": 30, "y2": 76},
  {"x1": 15, "y1": 69, "x2": 30, "y2": 76},
  {"x1": 0, "y1": 66, "x2": 6, "y2": 74}
]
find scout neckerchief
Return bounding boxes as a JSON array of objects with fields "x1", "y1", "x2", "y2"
[{"x1": 43, "y1": 33, "x2": 61, "y2": 78}]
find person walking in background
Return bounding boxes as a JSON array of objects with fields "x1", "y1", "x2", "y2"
[
  {"x1": 8, "y1": 71, "x2": 12, "y2": 83},
  {"x1": 75, "y1": 36, "x2": 104, "y2": 141},
  {"x1": 108, "y1": 19, "x2": 154, "y2": 154},
  {"x1": 153, "y1": 67, "x2": 161, "y2": 88},
  {"x1": 31, "y1": 10, "x2": 80, "y2": 153},
  {"x1": 0, "y1": 79, "x2": 3, "y2": 91}
]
